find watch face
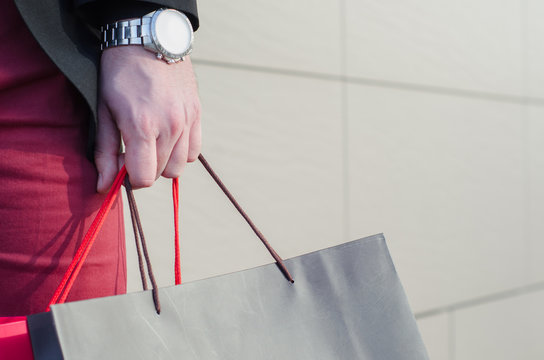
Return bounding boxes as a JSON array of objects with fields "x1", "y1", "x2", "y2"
[{"x1": 154, "y1": 10, "x2": 193, "y2": 58}]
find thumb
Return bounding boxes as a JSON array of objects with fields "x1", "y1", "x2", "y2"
[{"x1": 95, "y1": 104, "x2": 121, "y2": 193}]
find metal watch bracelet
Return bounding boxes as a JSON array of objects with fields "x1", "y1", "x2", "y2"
[{"x1": 100, "y1": 17, "x2": 151, "y2": 50}]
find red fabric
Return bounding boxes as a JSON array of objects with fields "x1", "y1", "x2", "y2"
[
  {"x1": 0, "y1": 317, "x2": 33, "y2": 360},
  {"x1": 0, "y1": 0, "x2": 126, "y2": 316}
]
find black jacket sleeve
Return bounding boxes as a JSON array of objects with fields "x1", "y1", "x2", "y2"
[
  {"x1": 74, "y1": 0, "x2": 199, "y2": 31},
  {"x1": 13, "y1": 0, "x2": 199, "y2": 159}
]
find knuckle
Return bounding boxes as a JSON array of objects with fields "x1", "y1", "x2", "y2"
[
  {"x1": 168, "y1": 116, "x2": 183, "y2": 135},
  {"x1": 166, "y1": 106, "x2": 186, "y2": 136},
  {"x1": 168, "y1": 105, "x2": 185, "y2": 122},
  {"x1": 177, "y1": 99, "x2": 201, "y2": 124},
  {"x1": 137, "y1": 115, "x2": 155, "y2": 136},
  {"x1": 127, "y1": 114, "x2": 156, "y2": 143},
  {"x1": 191, "y1": 99, "x2": 201, "y2": 121}
]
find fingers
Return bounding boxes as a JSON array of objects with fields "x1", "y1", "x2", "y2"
[
  {"x1": 95, "y1": 105, "x2": 121, "y2": 194},
  {"x1": 122, "y1": 118, "x2": 158, "y2": 189},
  {"x1": 159, "y1": 105, "x2": 201, "y2": 178},
  {"x1": 104, "y1": 110, "x2": 200, "y2": 187},
  {"x1": 187, "y1": 118, "x2": 202, "y2": 162},
  {"x1": 162, "y1": 130, "x2": 189, "y2": 178}
]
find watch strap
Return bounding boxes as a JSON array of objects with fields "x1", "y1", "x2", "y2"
[{"x1": 100, "y1": 17, "x2": 151, "y2": 50}]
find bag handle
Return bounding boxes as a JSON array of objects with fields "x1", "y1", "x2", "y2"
[
  {"x1": 47, "y1": 154, "x2": 294, "y2": 312},
  {"x1": 124, "y1": 177, "x2": 162, "y2": 313},
  {"x1": 197, "y1": 154, "x2": 294, "y2": 283},
  {"x1": 46, "y1": 167, "x2": 128, "y2": 311}
]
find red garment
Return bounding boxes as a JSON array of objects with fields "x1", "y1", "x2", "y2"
[{"x1": 0, "y1": 0, "x2": 126, "y2": 316}]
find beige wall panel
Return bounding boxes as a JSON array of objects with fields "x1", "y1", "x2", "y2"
[
  {"x1": 527, "y1": 107, "x2": 544, "y2": 283},
  {"x1": 417, "y1": 313, "x2": 450, "y2": 360},
  {"x1": 346, "y1": 0, "x2": 523, "y2": 95},
  {"x1": 527, "y1": 1, "x2": 544, "y2": 98},
  {"x1": 122, "y1": 182, "x2": 177, "y2": 290},
  {"x1": 125, "y1": 66, "x2": 344, "y2": 291},
  {"x1": 193, "y1": 1, "x2": 343, "y2": 75},
  {"x1": 348, "y1": 84, "x2": 526, "y2": 313},
  {"x1": 455, "y1": 290, "x2": 544, "y2": 359}
]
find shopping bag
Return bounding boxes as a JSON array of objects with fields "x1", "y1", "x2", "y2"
[
  {"x1": 25, "y1": 155, "x2": 429, "y2": 359},
  {"x1": 28, "y1": 234, "x2": 428, "y2": 360},
  {"x1": 0, "y1": 317, "x2": 34, "y2": 360}
]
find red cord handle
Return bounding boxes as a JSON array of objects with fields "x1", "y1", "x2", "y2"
[
  {"x1": 47, "y1": 167, "x2": 181, "y2": 310},
  {"x1": 173, "y1": 178, "x2": 181, "y2": 285}
]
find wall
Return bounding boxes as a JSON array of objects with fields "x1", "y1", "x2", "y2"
[{"x1": 125, "y1": 1, "x2": 544, "y2": 358}]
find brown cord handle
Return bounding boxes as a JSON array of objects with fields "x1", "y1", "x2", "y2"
[
  {"x1": 198, "y1": 154, "x2": 294, "y2": 283},
  {"x1": 124, "y1": 178, "x2": 161, "y2": 314},
  {"x1": 123, "y1": 154, "x2": 295, "y2": 314}
]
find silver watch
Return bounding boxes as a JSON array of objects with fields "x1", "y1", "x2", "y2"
[{"x1": 100, "y1": 8, "x2": 194, "y2": 64}]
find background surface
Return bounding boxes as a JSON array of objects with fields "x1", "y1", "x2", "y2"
[{"x1": 124, "y1": 1, "x2": 544, "y2": 358}]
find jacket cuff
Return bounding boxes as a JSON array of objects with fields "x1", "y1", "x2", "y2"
[
  {"x1": 75, "y1": 0, "x2": 199, "y2": 31},
  {"x1": 100, "y1": 2, "x2": 162, "y2": 25}
]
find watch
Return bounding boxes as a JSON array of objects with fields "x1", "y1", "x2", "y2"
[{"x1": 100, "y1": 8, "x2": 194, "y2": 64}]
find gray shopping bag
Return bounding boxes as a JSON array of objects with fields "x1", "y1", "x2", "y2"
[
  {"x1": 27, "y1": 234, "x2": 428, "y2": 359},
  {"x1": 27, "y1": 155, "x2": 429, "y2": 359}
]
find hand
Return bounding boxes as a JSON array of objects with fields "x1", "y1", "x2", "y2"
[{"x1": 95, "y1": 46, "x2": 201, "y2": 193}]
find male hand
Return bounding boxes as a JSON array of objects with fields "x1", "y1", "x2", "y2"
[{"x1": 95, "y1": 46, "x2": 201, "y2": 193}]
